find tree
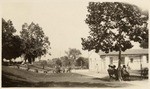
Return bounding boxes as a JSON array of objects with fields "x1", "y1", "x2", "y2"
[
  {"x1": 140, "y1": 40, "x2": 148, "y2": 48},
  {"x1": 139, "y1": 11, "x2": 149, "y2": 49},
  {"x1": 81, "y1": 2, "x2": 148, "y2": 81},
  {"x1": 76, "y1": 57, "x2": 89, "y2": 68},
  {"x1": 20, "y1": 22, "x2": 51, "y2": 64},
  {"x1": 46, "y1": 60, "x2": 53, "y2": 68},
  {"x1": 40, "y1": 60, "x2": 48, "y2": 69},
  {"x1": 65, "y1": 48, "x2": 82, "y2": 66},
  {"x1": 52, "y1": 58, "x2": 62, "y2": 67},
  {"x1": 60, "y1": 56, "x2": 71, "y2": 67},
  {"x1": 2, "y1": 18, "x2": 23, "y2": 62}
]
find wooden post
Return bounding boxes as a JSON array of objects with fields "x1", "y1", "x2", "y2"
[{"x1": 118, "y1": 47, "x2": 123, "y2": 81}]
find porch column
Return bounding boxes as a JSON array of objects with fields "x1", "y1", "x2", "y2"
[
  {"x1": 141, "y1": 55, "x2": 148, "y2": 68},
  {"x1": 142, "y1": 55, "x2": 147, "y2": 64}
]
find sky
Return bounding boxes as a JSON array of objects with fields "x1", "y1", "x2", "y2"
[{"x1": 1, "y1": 0, "x2": 149, "y2": 59}]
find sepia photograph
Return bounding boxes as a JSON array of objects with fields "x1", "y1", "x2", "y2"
[{"x1": 1, "y1": 0, "x2": 149, "y2": 88}]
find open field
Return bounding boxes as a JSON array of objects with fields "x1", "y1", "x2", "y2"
[{"x1": 2, "y1": 66, "x2": 148, "y2": 87}]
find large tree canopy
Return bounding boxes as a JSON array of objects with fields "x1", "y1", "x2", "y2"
[
  {"x1": 81, "y1": 2, "x2": 148, "y2": 81},
  {"x1": 20, "y1": 22, "x2": 51, "y2": 64},
  {"x1": 2, "y1": 18, "x2": 23, "y2": 60},
  {"x1": 82, "y1": 2, "x2": 148, "y2": 53}
]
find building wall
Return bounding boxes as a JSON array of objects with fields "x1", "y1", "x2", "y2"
[
  {"x1": 89, "y1": 54, "x2": 149, "y2": 73},
  {"x1": 89, "y1": 52, "x2": 103, "y2": 73}
]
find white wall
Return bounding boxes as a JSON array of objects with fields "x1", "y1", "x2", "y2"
[
  {"x1": 105, "y1": 55, "x2": 148, "y2": 70},
  {"x1": 89, "y1": 54, "x2": 149, "y2": 73},
  {"x1": 89, "y1": 52, "x2": 101, "y2": 72}
]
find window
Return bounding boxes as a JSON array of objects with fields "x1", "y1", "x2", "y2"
[{"x1": 130, "y1": 58, "x2": 133, "y2": 63}]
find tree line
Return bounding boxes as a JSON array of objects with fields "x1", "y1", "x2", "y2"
[
  {"x1": 2, "y1": 19, "x2": 88, "y2": 68},
  {"x1": 50, "y1": 48, "x2": 89, "y2": 69},
  {"x1": 40, "y1": 56, "x2": 89, "y2": 69}
]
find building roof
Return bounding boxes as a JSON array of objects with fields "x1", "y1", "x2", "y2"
[{"x1": 99, "y1": 49, "x2": 148, "y2": 56}]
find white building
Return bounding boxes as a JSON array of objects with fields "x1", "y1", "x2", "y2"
[{"x1": 89, "y1": 49, "x2": 148, "y2": 73}]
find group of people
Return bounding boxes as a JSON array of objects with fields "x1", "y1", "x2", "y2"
[{"x1": 107, "y1": 64, "x2": 130, "y2": 81}]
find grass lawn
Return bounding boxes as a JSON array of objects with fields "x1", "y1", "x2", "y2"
[{"x1": 2, "y1": 66, "x2": 135, "y2": 87}]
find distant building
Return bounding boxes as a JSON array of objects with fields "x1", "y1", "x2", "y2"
[{"x1": 89, "y1": 49, "x2": 148, "y2": 73}]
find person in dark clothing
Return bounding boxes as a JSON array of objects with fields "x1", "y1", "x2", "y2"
[
  {"x1": 107, "y1": 65, "x2": 115, "y2": 80},
  {"x1": 121, "y1": 65, "x2": 130, "y2": 80},
  {"x1": 112, "y1": 65, "x2": 118, "y2": 80}
]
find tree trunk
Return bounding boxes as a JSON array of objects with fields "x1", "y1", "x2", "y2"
[
  {"x1": 2, "y1": 59, "x2": 4, "y2": 63},
  {"x1": 140, "y1": 58, "x2": 143, "y2": 78},
  {"x1": 118, "y1": 47, "x2": 123, "y2": 81},
  {"x1": 31, "y1": 58, "x2": 33, "y2": 64},
  {"x1": 28, "y1": 57, "x2": 32, "y2": 64}
]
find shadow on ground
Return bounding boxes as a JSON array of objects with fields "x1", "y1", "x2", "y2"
[
  {"x1": 2, "y1": 66, "x2": 148, "y2": 87},
  {"x1": 2, "y1": 74, "x2": 127, "y2": 87}
]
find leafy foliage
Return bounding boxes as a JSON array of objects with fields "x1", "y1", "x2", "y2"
[
  {"x1": 2, "y1": 18, "x2": 23, "y2": 60},
  {"x1": 52, "y1": 58, "x2": 62, "y2": 67},
  {"x1": 81, "y1": 2, "x2": 148, "y2": 81},
  {"x1": 20, "y1": 22, "x2": 51, "y2": 63},
  {"x1": 40, "y1": 60, "x2": 47, "y2": 69},
  {"x1": 76, "y1": 57, "x2": 89, "y2": 68},
  {"x1": 60, "y1": 56, "x2": 71, "y2": 67},
  {"x1": 82, "y1": 2, "x2": 148, "y2": 53},
  {"x1": 140, "y1": 40, "x2": 148, "y2": 48},
  {"x1": 65, "y1": 48, "x2": 82, "y2": 66}
]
